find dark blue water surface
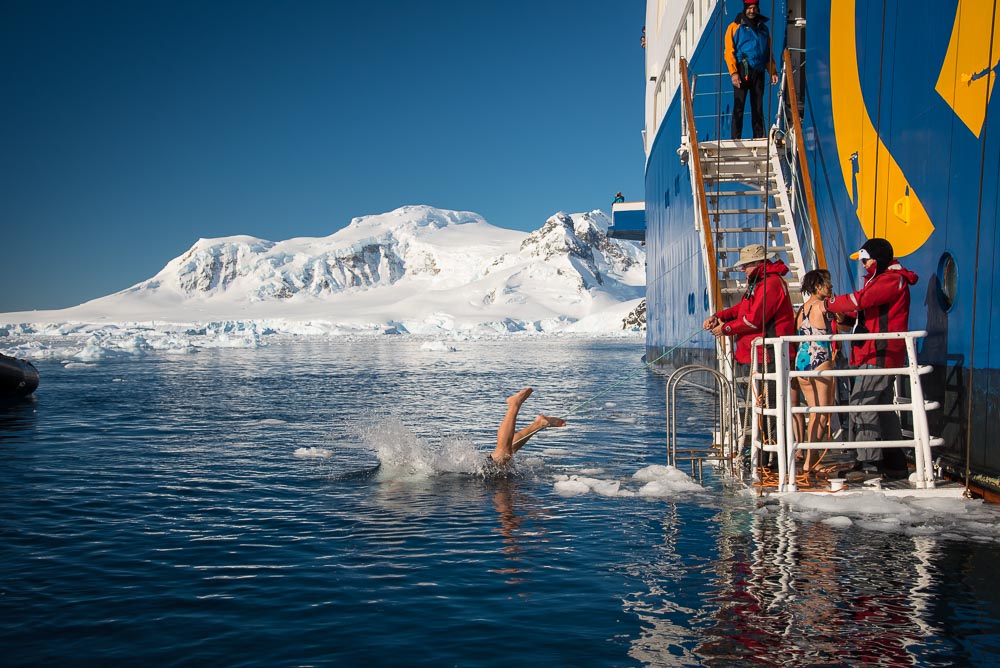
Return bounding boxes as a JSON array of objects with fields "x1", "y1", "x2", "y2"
[{"x1": 3, "y1": 337, "x2": 1000, "y2": 667}]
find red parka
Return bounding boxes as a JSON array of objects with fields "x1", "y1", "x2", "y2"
[
  {"x1": 714, "y1": 259, "x2": 795, "y2": 364},
  {"x1": 825, "y1": 260, "x2": 918, "y2": 368}
]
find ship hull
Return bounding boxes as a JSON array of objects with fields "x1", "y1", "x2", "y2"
[{"x1": 644, "y1": 1, "x2": 1000, "y2": 489}]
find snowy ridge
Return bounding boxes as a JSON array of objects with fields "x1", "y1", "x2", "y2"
[{"x1": 0, "y1": 206, "x2": 645, "y2": 359}]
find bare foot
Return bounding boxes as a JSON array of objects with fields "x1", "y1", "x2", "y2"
[
  {"x1": 534, "y1": 414, "x2": 566, "y2": 428},
  {"x1": 507, "y1": 387, "x2": 533, "y2": 407}
]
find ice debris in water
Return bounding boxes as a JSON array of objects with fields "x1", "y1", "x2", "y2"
[
  {"x1": 552, "y1": 464, "x2": 703, "y2": 498},
  {"x1": 781, "y1": 491, "x2": 1000, "y2": 542},
  {"x1": 294, "y1": 447, "x2": 332, "y2": 459},
  {"x1": 419, "y1": 341, "x2": 457, "y2": 352}
]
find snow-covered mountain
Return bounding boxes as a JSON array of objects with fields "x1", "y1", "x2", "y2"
[{"x1": 0, "y1": 206, "x2": 645, "y2": 358}]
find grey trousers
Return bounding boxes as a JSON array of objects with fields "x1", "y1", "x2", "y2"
[{"x1": 850, "y1": 366, "x2": 903, "y2": 465}]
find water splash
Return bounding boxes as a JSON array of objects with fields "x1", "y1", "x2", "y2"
[{"x1": 352, "y1": 414, "x2": 484, "y2": 478}]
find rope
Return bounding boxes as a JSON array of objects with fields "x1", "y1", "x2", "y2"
[
  {"x1": 506, "y1": 328, "x2": 707, "y2": 452},
  {"x1": 963, "y1": 0, "x2": 998, "y2": 499},
  {"x1": 560, "y1": 327, "x2": 705, "y2": 419}
]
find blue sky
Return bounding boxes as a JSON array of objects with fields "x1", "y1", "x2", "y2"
[{"x1": 1, "y1": 1, "x2": 646, "y2": 312}]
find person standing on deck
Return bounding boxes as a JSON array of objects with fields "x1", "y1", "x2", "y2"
[
  {"x1": 703, "y1": 244, "x2": 795, "y2": 451},
  {"x1": 825, "y1": 238, "x2": 918, "y2": 478},
  {"x1": 703, "y1": 244, "x2": 795, "y2": 370},
  {"x1": 725, "y1": 0, "x2": 778, "y2": 140}
]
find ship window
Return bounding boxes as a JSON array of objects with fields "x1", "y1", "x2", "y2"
[
  {"x1": 936, "y1": 252, "x2": 958, "y2": 311},
  {"x1": 688, "y1": 293, "x2": 695, "y2": 314},
  {"x1": 704, "y1": 288, "x2": 709, "y2": 311}
]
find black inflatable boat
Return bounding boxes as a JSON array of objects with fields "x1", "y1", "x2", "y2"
[{"x1": 0, "y1": 353, "x2": 39, "y2": 398}]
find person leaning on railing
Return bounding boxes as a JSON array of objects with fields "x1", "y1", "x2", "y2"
[
  {"x1": 703, "y1": 244, "x2": 795, "y2": 455},
  {"x1": 824, "y1": 238, "x2": 919, "y2": 478}
]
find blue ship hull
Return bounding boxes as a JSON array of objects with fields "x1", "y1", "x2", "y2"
[{"x1": 644, "y1": 1, "x2": 1000, "y2": 492}]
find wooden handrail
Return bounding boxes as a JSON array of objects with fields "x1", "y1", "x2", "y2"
[
  {"x1": 783, "y1": 49, "x2": 826, "y2": 269},
  {"x1": 680, "y1": 57, "x2": 723, "y2": 313}
]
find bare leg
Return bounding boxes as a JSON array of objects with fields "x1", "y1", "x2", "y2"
[
  {"x1": 491, "y1": 388, "x2": 533, "y2": 464},
  {"x1": 509, "y1": 414, "x2": 567, "y2": 456},
  {"x1": 799, "y1": 363, "x2": 834, "y2": 471},
  {"x1": 490, "y1": 388, "x2": 566, "y2": 464}
]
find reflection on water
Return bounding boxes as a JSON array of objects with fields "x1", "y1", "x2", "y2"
[{"x1": 2, "y1": 337, "x2": 1000, "y2": 666}]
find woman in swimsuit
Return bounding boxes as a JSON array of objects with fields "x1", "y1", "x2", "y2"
[
  {"x1": 487, "y1": 387, "x2": 566, "y2": 470},
  {"x1": 794, "y1": 270, "x2": 836, "y2": 471}
]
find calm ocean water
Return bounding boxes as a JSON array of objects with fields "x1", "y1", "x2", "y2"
[{"x1": 3, "y1": 337, "x2": 1000, "y2": 667}]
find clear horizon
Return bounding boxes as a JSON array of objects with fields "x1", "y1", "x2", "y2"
[{"x1": 1, "y1": 1, "x2": 646, "y2": 312}]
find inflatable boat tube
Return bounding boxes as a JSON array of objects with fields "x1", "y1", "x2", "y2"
[{"x1": 0, "y1": 353, "x2": 39, "y2": 398}]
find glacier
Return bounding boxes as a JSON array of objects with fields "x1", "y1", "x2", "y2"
[{"x1": 0, "y1": 205, "x2": 647, "y2": 360}]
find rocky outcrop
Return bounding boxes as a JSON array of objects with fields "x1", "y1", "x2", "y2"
[{"x1": 622, "y1": 299, "x2": 646, "y2": 331}]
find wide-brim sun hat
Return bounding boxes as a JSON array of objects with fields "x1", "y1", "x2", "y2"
[{"x1": 732, "y1": 243, "x2": 772, "y2": 268}]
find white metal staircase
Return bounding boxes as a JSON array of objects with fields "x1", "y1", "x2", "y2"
[
  {"x1": 679, "y1": 54, "x2": 823, "y2": 384},
  {"x1": 696, "y1": 137, "x2": 808, "y2": 311}
]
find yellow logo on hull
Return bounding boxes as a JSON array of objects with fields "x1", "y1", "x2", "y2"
[
  {"x1": 830, "y1": 0, "x2": 934, "y2": 257},
  {"x1": 831, "y1": 0, "x2": 999, "y2": 257},
  {"x1": 935, "y1": 0, "x2": 1000, "y2": 138}
]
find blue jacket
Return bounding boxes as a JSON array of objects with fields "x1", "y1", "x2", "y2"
[{"x1": 725, "y1": 13, "x2": 776, "y2": 76}]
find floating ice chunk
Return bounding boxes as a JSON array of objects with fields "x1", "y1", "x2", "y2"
[
  {"x1": 420, "y1": 341, "x2": 457, "y2": 352},
  {"x1": 554, "y1": 478, "x2": 592, "y2": 496},
  {"x1": 822, "y1": 516, "x2": 854, "y2": 528},
  {"x1": 294, "y1": 447, "x2": 332, "y2": 459},
  {"x1": 633, "y1": 464, "x2": 704, "y2": 496}
]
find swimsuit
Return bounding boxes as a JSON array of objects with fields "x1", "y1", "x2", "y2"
[{"x1": 794, "y1": 302, "x2": 832, "y2": 371}]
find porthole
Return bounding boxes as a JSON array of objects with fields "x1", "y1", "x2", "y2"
[
  {"x1": 936, "y1": 252, "x2": 957, "y2": 311},
  {"x1": 688, "y1": 292, "x2": 696, "y2": 314},
  {"x1": 704, "y1": 288, "x2": 710, "y2": 311}
]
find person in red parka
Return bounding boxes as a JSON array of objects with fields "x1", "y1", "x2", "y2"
[
  {"x1": 825, "y1": 238, "x2": 918, "y2": 476},
  {"x1": 703, "y1": 244, "x2": 795, "y2": 366},
  {"x1": 703, "y1": 244, "x2": 795, "y2": 455}
]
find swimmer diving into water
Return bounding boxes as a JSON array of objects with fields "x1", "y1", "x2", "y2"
[{"x1": 488, "y1": 387, "x2": 566, "y2": 467}]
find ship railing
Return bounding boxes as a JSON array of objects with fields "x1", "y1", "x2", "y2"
[
  {"x1": 686, "y1": 72, "x2": 733, "y2": 135},
  {"x1": 747, "y1": 330, "x2": 943, "y2": 492}
]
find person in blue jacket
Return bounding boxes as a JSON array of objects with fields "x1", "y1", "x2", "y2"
[{"x1": 724, "y1": 0, "x2": 778, "y2": 139}]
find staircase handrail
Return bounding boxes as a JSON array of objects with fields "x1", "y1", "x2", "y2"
[{"x1": 680, "y1": 57, "x2": 723, "y2": 314}]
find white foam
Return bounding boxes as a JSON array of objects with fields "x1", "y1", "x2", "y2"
[{"x1": 354, "y1": 416, "x2": 482, "y2": 478}]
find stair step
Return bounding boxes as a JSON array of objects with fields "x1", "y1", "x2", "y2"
[
  {"x1": 704, "y1": 174, "x2": 778, "y2": 183},
  {"x1": 706, "y1": 190, "x2": 780, "y2": 197},
  {"x1": 700, "y1": 153, "x2": 770, "y2": 163},
  {"x1": 710, "y1": 208, "x2": 784, "y2": 215},
  {"x1": 718, "y1": 245, "x2": 793, "y2": 253},
  {"x1": 711, "y1": 226, "x2": 788, "y2": 233}
]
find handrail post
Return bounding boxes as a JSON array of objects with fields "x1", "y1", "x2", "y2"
[
  {"x1": 906, "y1": 336, "x2": 935, "y2": 488},
  {"x1": 782, "y1": 49, "x2": 826, "y2": 269}
]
